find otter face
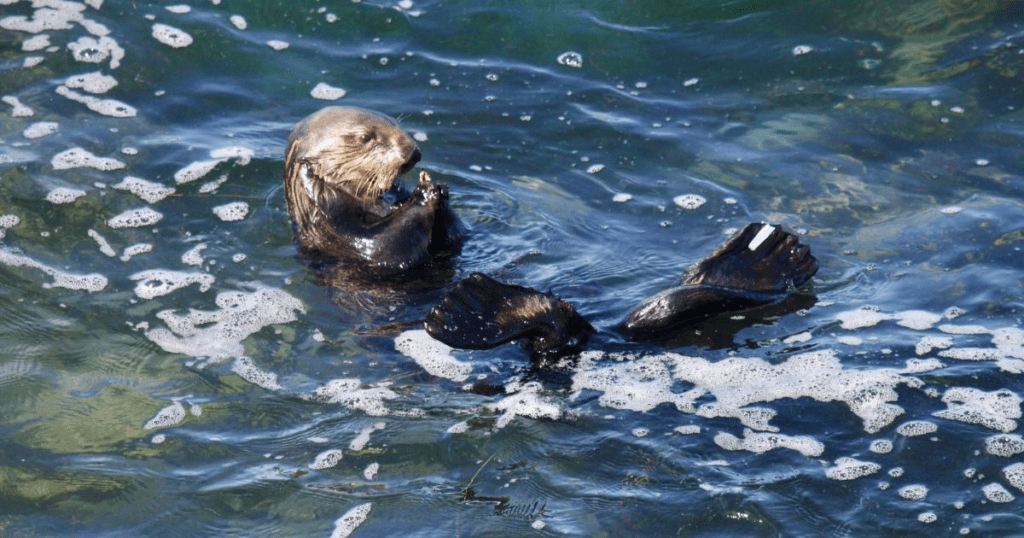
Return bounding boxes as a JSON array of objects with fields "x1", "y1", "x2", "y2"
[{"x1": 285, "y1": 106, "x2": 421, "y2": 201}]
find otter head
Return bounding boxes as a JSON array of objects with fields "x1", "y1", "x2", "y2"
[{"x1": 284, "y1": 107, "x2": 421, "y2": 244}]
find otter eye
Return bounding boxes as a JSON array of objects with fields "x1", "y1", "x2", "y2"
[{"x1": 359, "y1": 132, "x2": 375, "y2": 145}]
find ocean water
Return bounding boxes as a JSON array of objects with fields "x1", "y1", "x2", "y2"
[{"x1": 1, "y1": 0, "x2": 1023, "y2": 536}]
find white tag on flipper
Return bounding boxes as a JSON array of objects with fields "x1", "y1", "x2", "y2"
[{"x1": 748, "y1": 224, "x2": 775, "y2": 251}]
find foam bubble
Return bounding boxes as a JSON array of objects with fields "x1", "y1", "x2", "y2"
[
  {"x1": 395, "y1": 330, "x2": 472, "y2": 382},
  {"x1": 933, "y1": 388, "x2": 1021, "y2": 432},
  {"x1": 165, "y1": 4, "x2": 190, "y2": 13},
  {"x1": 714, "y1": 428, "x2": 824, "y2": 457},
  {"x1": 825, "y1": 457, "x2": 881, "y2": 481},
  {"x1": 108, "y1": 207, "x2": 163, "y2": 228},
  {"x1": 209, "y1": 146, "x2": 254, "y2": 165},
  {"x1": 556, "y1": 51, "x2": 583, "y2": 68},
  {"x1": 869, "y1": 439, "x2": 893, "y2": 454},
  {"x1": 982, "y1": 482, "x2": 1014, "y2": 503},
  {"x1": 2, "y1": 96, "x2": 34, "y2": 117},
  {"x1": 21, "y1": 34, "x2": 50, "y2": 51},
  {"x1": 918, "y1": 512, "x2": 937, "y2": 523},
  {"x1": 349, "y1": 422, "x2": 386, "y2": 451},
  {"x1": 306, "y1": 378, "x2": 398, "y2": 416},
  {"x1": 181, "y1": 244, "x2": 206, "y2": 266},
  {"x1": 0, "y1": 214, "x2": 20, "y2": 240},
  {"x1": 267, "y1": 40, "x2": 289, "y2": 51},
  {"x1": 310, "y1": 449, "x2": 343, "y2": 470},
  {"x1": 487, "y1": 381, "x2": 562, "y2": 430},
  {"x1": 52, "y1": 147, "x2": 125, "y2": 170},
  {"x1": 143, "y1": 286, "x2": 304, "y2": 363},
  {"x1": 152, "y1": 23, "x2": 193, "y2": 48},
  {"x1": 120, "y1": 243, "x2": 153, "y2": 262},
  {"x1": 586, "y1": 164, "x2": 605, "y2": 174},
  {"x1": 363, "y1": 462, "x2": 379, "y2": 480},
  {"x1": 1004, "y1": 462, "x2": 1024, "y2": 492},
  {"x1": 1, "y1": 4, "x2": 80, "y2": 34},
  {"x1": 131, "y1": 269, "x2": 214, "y2": 299},
  {"x1": 673, "y1": 194, "x2": 707, "y2": 210},
  {"x1": 985, "y1": 434, "x2": 1024, "y2": 457},
  {"x1": 212, "y1": 202, "x2": 249, "y2": 222},
  {"x1": 229, "y1": 15, "x2": 247, "y2": 30},
  {"x1": 67, "y1": 36, "x2": 124, "y2": 68},
  {"x1": 232, "y1": 356, "x2": 282, "y2": 391},
  {"x1": 144, "y1": 401, "x2": 186, "y2": 430},
  {"x1": 916, "y1": 336, "x2": 953, "y2": 356},
  {"x1": 675, "y1": 425, "x2": 700, "y2": 435},
  {"x1": 112, "y1": 176, "x2": 174, "y2": 203},
  {"x1": 23, "y1": 121, "x2": 58, "y2": 139},
  {"x1": 45, "y1": 187, "x2": 87, "y2": 204},
  {"x1": 447, "y1": 421, "x2": 469, "y2": 434},
  {"x1": 60, "y1": 88, "x2": 134, "y2": 117},
  {"x1": 65, "y1": 71, "x2": 117, "y2": 94},
  {"x1": 896, "y1": 420, "x2": 938, "y2": 437},
  {"x1": 88, "y1": 229, "x2": 115, "y2": 257},
  {"x1": 174, "y1": 159, "x2": 220, "y2": 183},
  {"x1": 0, "y1": 248, "x2": 108, "y2": 291},
  {"x1": 792, "y1": 45, "x2": 813, "y2": 56},
  {"x1": 331, "y1": 503, "x2": 372, "y2": 538},
  {"x1": 612, "y1": 193, "x2": 632, "y2": 203},
  {"x1": 23, "y1": 56, "x2": 44, "y2": 68},
  {"x1": 311, "y1": 82, "x2": 347, "y2": 101}
]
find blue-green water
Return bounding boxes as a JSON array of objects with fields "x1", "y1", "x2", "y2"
[{"x1": 2, "y1": 0, "x2": 1023, "y2": 536}]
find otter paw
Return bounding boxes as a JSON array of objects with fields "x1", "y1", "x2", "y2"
[
  {"x1": 683, "y1": 223, "x2": 818, "y2": 294},
  {"x1": 425, "y1": 273, "x2": 591, "y2": 353}
]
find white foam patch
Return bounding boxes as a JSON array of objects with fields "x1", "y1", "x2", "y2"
[
  {"x1": 349, "y1": 422, "x2": 386, "y2": 451},
  {"x1": 311, "y1": 82, "x2": 347, "y2": 101},
  {"x1": 747, "y1": 224, "x2": 775, "y2": 251},
  {"x1": 131, "y1": 270, "x2": 214, "y2": 299},
  {"x1": 143, "y1": 286, "x2": 305, "y2": 363},
  {"x1": 52, "y1": 147, "x2": 126, "y2": 170},
  {"x1": 0, "y1": 248, "x2": 108, "y2": 291},
  {"x1": 933, "y1": 388, "x2": 1021, "y2": 432},
  {"x1": 21, "y1": 33, "x2": 50, "y2": 51},
  {"x1": 447, "y1": 421, "x2": 469, "y2": 434},
  {"x1": 899, "y1": 484, "x2": 929, "y2": 500},
  {"x1": 985, "y1": 434, "x2": 1024, "y2": 457},
  {"x1": 673, "y1": 194, "x2": 707, "y2": 210},
  {"x1": 120, "y1": 243, "x2": 153, "y2": 262},
  {"x1": 181, "y1": 244, "x2": 206, "y2": 266},
  {"x1": 229, "y1": 15, "x2": 247, "y2": 30},
  {"x1": 165, "y1": 4, "x2": 190, "y2": 13},
  {"x1": 305, "y1": 379, "x2": 397, "y2": 417},
  {"x1": 571, "y1": 349, "x2": 935, "y2": 434},
  {"x1": 825, "y1": 457, "x2": 881, "y2": 481},
  {"x1": 174, "y1": 159, "x2": 221, "y2": 183},
  {"x1": 1005, "y1": 462, "x2": 1024, "y2": 492},
  {"x1": 108, "y1": 207, "x2": 163, "y2": 228},
  {"x1": 65, "y1": 71, "x2": 117, "y2": 94},
  {"x1": 0, "y1": 214, "x2": 20, "y2": 240},
  {"x1": 837, "y1": 307, "x2": 942, "y2": 331},
  {"x1": 309, "y1": 449, "x2": 343, "y2": 470},
  {"x1": 88, "y1": 229, "x2": 115, "y2": 257},
  {"x1": 869, "y1": 439, "x2": 893, "y2": 454},
  {"x1": 916, "y1": 336, "x2": 953, "y2": 356},
  {"x1": 487, "y1": 381, "x2": 562, "y2": 430},
  {"x1": 112, "y1": 176, "x2": 174, "y2": 203},
  {"x1": 331, "y1": 503, "x2": 372, "y2": 538},
  {"x1": 363, "y1": 462, "x2": 379, "y2": 480},
  {"x1": 675, "y1": 425, "x2": 700, "y2": 435},
  {"x1": 152, "y1": 23, "x2": 193, "y2": 48},
  {"x1": 212, "y1": 202, "x2": 248, "y2": 222},
  {"x1": 267, "y1": 40, "x2": 289, "y2": 50},
  {"x1": 2, "y1": 95, "x2": 33, "y2": 117},
  {"x1": 209, "y1": 146, "x2": 254, "y2": 165},
  {"x1": 23, "y1": 121, "x2": 58, "y2": 139},
  {"x1": 394, "y1": 330, "x2": 472, "y2": 382},
  {"x1": 714, "y1": 428, "x2": 824, "y2": 457},
  {"x1": 983, "y1": 482, "x2": 1014, "y2": 503},
  {"x1": 45, "y1": 187, "x2": 87, "y2": 204},
  {"x1": 66, "y1": 36, "x2": 124, "y2": 69},
  {"x1": 23, "y1": 56, "x2": 44, "y2": 68},
  {"x1": 144, "y1": 401, "x2": 186, "y2": 430},
  {"x1": 232, "y1": 356, "x2": 282, "y2": 391},
  {"x1": 896, "y1": 420, "x2": 937, "y2": 437}
]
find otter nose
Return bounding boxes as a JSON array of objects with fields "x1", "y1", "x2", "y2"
[{"x1": 400, "y1": 147, "x2": 421, "y2": 174}]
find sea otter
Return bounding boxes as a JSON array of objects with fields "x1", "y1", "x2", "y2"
[{"x1": 283, "y1": 106, "x2": 818, "y2": 354}]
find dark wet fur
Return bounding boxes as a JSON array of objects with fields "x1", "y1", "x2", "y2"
[{"x1": 426, "y1": 223, "x2": 817, "y2": 353}]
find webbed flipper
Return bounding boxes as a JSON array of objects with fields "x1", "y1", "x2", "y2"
[
  {"x1": 425, "y1": 273, "x2": 592, "y2": 354},
  {"x1": 625, "y1": 223, "x2": 817, "y2": 339}
]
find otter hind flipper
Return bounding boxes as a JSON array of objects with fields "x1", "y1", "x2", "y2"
[
  {"x1": 683, "y1": 223, "x2": 818, "y2": 293},
  {"x1": 425, "y1": 273, "x2": 592, "y2": 354},
  {"x1": 625, "y1": 223, "x2": 817, "y2": 339}
]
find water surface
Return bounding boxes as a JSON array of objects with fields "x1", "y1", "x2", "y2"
[{"x1": 1, "y1": 0, "x2": 1023, "y2": 536}]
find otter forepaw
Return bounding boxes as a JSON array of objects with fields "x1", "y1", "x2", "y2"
[
  {"x1": 683, "y1": 222, "x2": 818, "y2": 294},
  {"x1": 425, "y1": 273, "x2": 592, "y2": 354}
]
